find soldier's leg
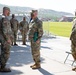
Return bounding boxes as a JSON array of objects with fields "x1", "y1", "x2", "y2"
[
  {"x1": 31, "y1": 40, "x2": 41, "y2": 69},
  {"x1": 25, "y1": 33, "x2": 27, "y2": 44},
  {"x1": 11, "y1": 31, "x2": 14, "y2": 45},
  {"x1": 71, "y1": 44, "x2": 76, "y2": 71},
  {"x1": 1, "y1": 41, "x2": 11, "y2": 68},
  {"x1": 23, "y1": 32, "x2": 25, "y2": 44},
  {"x1": 33, "y1": 42, "x2": 40, "y2": 64},
  {"x1": 14, "y1": 31, "x2": 17, "y2": 45},
  {"x1": 23, "y1": 33, "x2": 26, "y2": 45},
  {"x1": 0, "y1": 41, "x2": 11, "y2": 72},
  {"x1": 22, "y1": 32, "x2": 24, "y2": 44},
  {"x1": 30, "y1": 41, "x2": 36, "y2": 67},
  {"x1": 13, "y1": 32, "x2": 15, "y2": 44},
  {"x1": 20, "y1": 31, "x2": 23, "y2": 45},
  {"x1": 71, "y1": 44, "x2": 76, "y2": 60}
]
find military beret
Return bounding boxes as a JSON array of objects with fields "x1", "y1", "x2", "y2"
[{"x1": 3, "y1": 7, "x2": 10, "y2": 11}]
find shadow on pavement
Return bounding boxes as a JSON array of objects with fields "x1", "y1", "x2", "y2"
[
  {"x1": 41, "y1": 46, "x2": 52, "y2": 50},
  {"x1": 0, "y1": 45, "x2": 45, "y2": 75},
  {"x1": 42, "y1": 35, "x2": 57, "y2": 40},
  {"x1": 41, "y1": 35, "x2": 57, "y2": 44},
  {"x1": 38, "y1": 68, "x2": 54, "y2": 75},
  {"x1": 9, "y1": 45, "x2": 45, "y2": 66},
  {"x1": 0, "y1": 69, "x2": 23, "y2": 75}
]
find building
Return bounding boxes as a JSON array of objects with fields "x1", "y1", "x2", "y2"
[{"x1": 59, "y1": 15, "x2": 74, "y2": 22}]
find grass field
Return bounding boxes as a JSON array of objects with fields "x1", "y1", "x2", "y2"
[{"x1": 43, "y1": 22, "x2": 72, "y2": 37}]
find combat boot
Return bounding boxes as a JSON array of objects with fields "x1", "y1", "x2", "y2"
[
  {"x1": 31, "y1": 63, "x2": 41, "y2": 69},
  {"x1": 0, "y1": 67, "x2": 11, "y2": 72},
  {"x1": 72, "y1": 67, "x2": 76, "y2": 71},
  {"x1": 14, "y1": 43, "x2": 18, "y2": 46},
  {"x1": 22, "y1": 43, "x2": 26, "y2": 45},
  {"x1": 30, "y1": 63, "x2": 36, "y2": 68}
]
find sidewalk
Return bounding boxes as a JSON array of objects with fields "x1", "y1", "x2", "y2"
[{"x1": 0, "y1": 35, "x2": 76, "y2": 75}]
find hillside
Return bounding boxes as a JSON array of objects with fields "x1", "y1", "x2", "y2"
[{"x1": 0, "y1": 4, "x2": 74, "y2": 21}]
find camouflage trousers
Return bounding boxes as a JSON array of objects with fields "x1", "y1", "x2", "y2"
[
  {"x1": 21, "y1": 31, "x2": 27, "y2": 44},
  {"x1": 31, "y1": 39, "x2": 41, "y2": 64},
  {"x1": 0, "y1": 40, "x2": 11, "y2": 68},
  {"x1": 12, "y1": 30, "x2": 17, "y2": 44},
  {"x1": 71, "y1": 42, "x2": 76, "y2": 60}
]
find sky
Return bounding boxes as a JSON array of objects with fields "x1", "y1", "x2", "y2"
[{"x1": 0, "y1": 0, "x2": 76, "y2": 14}]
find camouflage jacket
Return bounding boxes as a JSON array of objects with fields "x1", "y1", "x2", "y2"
[
  {"x1": 70, "y1": 19, "x2": 76, "y2": 40},
  {"x1": 29, "y1": 17, "x2": 43, "y2": 40},
  {"x1": 19, "y1": 21, "x2": 29, "y2": 32},
  {"x1": 0, "y1": 15, "x2": 13, "y2": 41},
  {"x1": 10, "y1": 18, "x2": 19, "y2": 31}
]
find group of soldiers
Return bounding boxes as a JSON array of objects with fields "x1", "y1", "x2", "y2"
[
  {"x1": 0, "y1": 6, "x2": 76, "y2": 73},
  {"x1": 0, "y1": 7, "x2": 43, "y2": 72},
  {"x1": 10, "y1": 14, "x2": 29, "y2": 46}
]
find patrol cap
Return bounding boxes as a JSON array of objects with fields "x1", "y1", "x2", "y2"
[
  {"x1": 3, "y1": 7, "x2": 10, "y2": 12},
  {"x1": 32, "y1": 10, "x2": 38, "y2": 13}
]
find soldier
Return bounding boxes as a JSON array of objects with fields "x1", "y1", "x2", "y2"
[
  {"x1": 29, "y1": 10, "x2": 43, "y2": 69},
  {"x1": 10, "y1": 14, "x2": 19, "y2": 46},
  {"x1": 19, "y1": 17, "x2": 29, "y2": 45},
  {"x1": 70, "y1": 18, "x2": 76, "y2": 71},
  {"x1": 0, "y1": 7, "x2": 13, "y2": 72}
]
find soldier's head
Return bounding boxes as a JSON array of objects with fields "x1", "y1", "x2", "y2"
[
  {"x1": 31, "y1": 10, "x2": 38, "y2": 19},
  {"x1": 12, "y1": 14, "x2": 15, "y2": 18},
  {"x1": 23, "y1": 17, "x2": 26, "y2": 21},
  {"x1": 3, "y1": 7, "x2": 10, "y2": 16}
]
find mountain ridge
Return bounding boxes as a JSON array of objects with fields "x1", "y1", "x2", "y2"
[{"x1": 0, "y1": 4, "x2": 74, "y2": 21}]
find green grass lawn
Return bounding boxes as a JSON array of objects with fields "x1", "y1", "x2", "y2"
[{"x1": 43, "y1": 22, "x2": 72, "y2": 37}]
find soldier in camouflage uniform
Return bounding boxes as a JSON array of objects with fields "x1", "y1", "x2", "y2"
[
  {"x1": 70, "y1": 18, "x2": 76, "y2": 71},
  {"x1": 29, "y1": 10, "x2": 43, "y2": 69},
  {"x1": 19, "y1": 17, "x2": 29, "y2": 45},
  {"x1": 10, "y1": 14, "x2": 19, "y2": 45},
  {"x1": 0, "y1": 7, "x2": 13, "y2": 72}
]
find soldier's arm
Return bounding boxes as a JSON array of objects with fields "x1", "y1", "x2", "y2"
[
  {"x1": 72, "y1": 19, "x2": 76, "y2": 30},
  {"x1": 1, "y1": 19, "x2": 10, "y2": 41},
  {"x1": 19, "y1": 22, "x2": 23, "y2": 31},
  {"x1": 10, "y1": 19, "x2": 13, "y2": 31},
  {"x1": 70, "y1": 19, "x2": 76, "y2": 40},
  {"x1": 37, "y1": 21, "x2": 43, "y2": 39},
  {"x1": 27, "y1": 22, "x2": 29, "y2": 31}
]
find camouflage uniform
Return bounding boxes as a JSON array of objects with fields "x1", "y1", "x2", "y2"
[
  {"x1": 0, "y1": 15, "x2": 13, "y2": 69},
  {"x1": 10, "y1": 17, "x2": 18, "y2": 45},
  {"x1": 70, "y1": 18, "x2": 76, "y2": 61},
  {"x1": 19, "y1": 20, "x2": 29, "y2": 44},
  {"x1": 29, "y1": 17, "x2": 43, "y2": 65}
]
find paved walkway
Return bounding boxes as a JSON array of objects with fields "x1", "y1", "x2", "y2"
[{"x1": 0, "y1": 35, "x2": 76, "y2": 75}]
